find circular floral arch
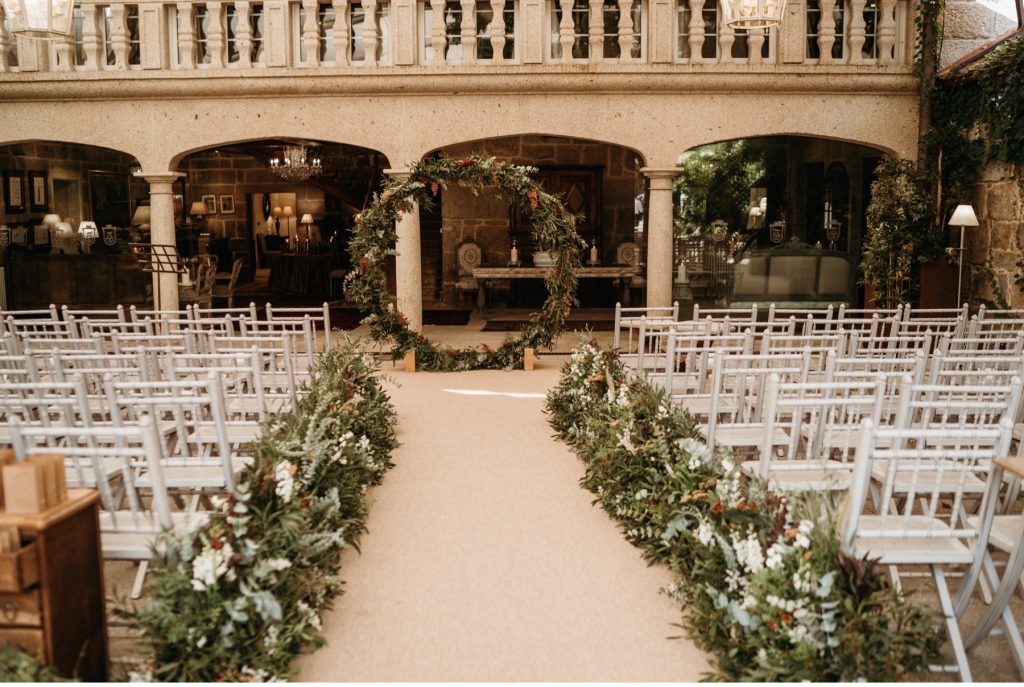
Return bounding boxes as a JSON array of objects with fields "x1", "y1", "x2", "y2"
[{"x1": 345, "y1": 155, "x2": 583, "y2": 371}]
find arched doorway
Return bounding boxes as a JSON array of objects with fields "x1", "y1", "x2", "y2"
[
  {"x1": 672, "y1": 136, "x2": 885, "y2": 309},
  {"x1": 428, "y1": 135, "x2": 646, "y2": 316},
  {"x1": 174, "y1": 139, "x2": 389, "y2": 308},
  {"x1": 0, "y1": 140, "x2": 145, "y2": 309}
]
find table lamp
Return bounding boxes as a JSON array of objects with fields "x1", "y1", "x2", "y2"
[
  {"x1": 300, "y1": 213, "x2": 314, "y2": 252},
  {"x1": 131, "y1": 204, "x2": 151, "y2": 230},
  {"x1": 948, "y1": 204, "x2": 979, "y2": 307}
]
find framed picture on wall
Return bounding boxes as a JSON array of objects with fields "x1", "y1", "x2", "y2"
[
  {"x1": 219, "y1": 194, "x2": 235, "y2": 214},
  {"x1": 3, "y1": 171, "x2": 25, "y2": 214},
  {"x1": 28, "y1": 171, "x2": 48, "y2": 213},
  {"x1": 202, "y1": 195, "x2": 218, "y2": 215}
]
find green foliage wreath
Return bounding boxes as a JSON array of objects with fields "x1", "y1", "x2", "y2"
[{"x1": 345, "y1": 155, "x2": 583, "y2": 371}]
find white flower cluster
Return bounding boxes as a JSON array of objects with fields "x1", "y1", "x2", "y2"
[
  {"x1": 275, "y1": 461, "x2": 296, "y2": 502},
  {"x1": 678, "y1": 437, "x2": 713, "y2": 471},
  {"x1": 191, "y1": 541, "x2": 235, "y2": 591},
  {"x1": 732, "y1": 532, "x2": 765, "y2": 575}
]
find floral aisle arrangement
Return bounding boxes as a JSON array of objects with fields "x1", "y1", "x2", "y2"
[
  {"x1": 121, "y1": 341, "x2": 399, "y2": 681},
  {"x1": 545, "y1": 339, "x2": 942, "y2": 681},
  {"x1": 346, "y1": 154, "x2": 583, "y2": 371}
]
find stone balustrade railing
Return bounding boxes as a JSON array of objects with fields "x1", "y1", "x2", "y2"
[{"x1": 0, "y1": 0, "x2": 911, "y2": 74}]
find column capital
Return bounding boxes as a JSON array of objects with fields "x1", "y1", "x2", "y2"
[
  {"x1": 135, "y1": 171, "x2": 184, "y2": 189},
  {"x1": 384, "y1": 168, "x2": 412, "y2": 179},
  {"x1": 640, "y1": 167, "x2": 680, "y2": 180}
]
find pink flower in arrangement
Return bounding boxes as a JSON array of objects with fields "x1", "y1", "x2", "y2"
[{"x1": 354, "y1": 213, "x2": 362, "y2": 224}]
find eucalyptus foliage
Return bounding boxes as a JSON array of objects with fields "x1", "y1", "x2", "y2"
[
  {"x1": 346, "y1": 155, "x2": 584, "y2": 371},
  {"x1": 545, "y1": 339, "x2": 942, "y2": 681},
  {"x1": 121, "y1": 340, "x2": 398, "y2": 681}
]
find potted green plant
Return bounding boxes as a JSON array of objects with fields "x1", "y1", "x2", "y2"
[{"x1": 860, "y1": 158, "x2": 943, "y2": 309}]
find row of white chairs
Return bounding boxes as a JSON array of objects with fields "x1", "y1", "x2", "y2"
[{"x1": 614, "y1": 302, "x2": 1024, "y2": 357}]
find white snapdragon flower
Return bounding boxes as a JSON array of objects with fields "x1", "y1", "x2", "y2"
[
  {"x1": 696, "y1": 520, "x2": 714, "y2": 546},
  {"x1": 765, "y1": 541, "x2": 787, "y2": 570},
  {"x1": 275, "y1": 461, "x2": 296, "y2": 502}
]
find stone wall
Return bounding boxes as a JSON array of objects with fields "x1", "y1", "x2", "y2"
[
  {"x1": 436, "y1": 136, "x2": 642, "y2": 304},
  {"x1": 181, "y1": 151, "x2": 326, "y2": 240},
  {"x1": 941, "y1": 0, "x2": 1019, "y2": 67},
  {"x1": 965, "y1": 161, "x2": 1024, "y2": 307}
]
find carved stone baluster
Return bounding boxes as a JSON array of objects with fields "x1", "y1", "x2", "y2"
[
  {"x1": 361, "y1": 0, "x2": 379, "y2": 65},
  {"x1": 558, "y1": 0, "x2": 575, "y2": 62},
  {"x1": 587, "y1": 0, "x2": 603, "y2": 62},
  {"x1": 332, "y1": 0, "x2": 350, "y2": 64},
  {"x1": 718, "y1": 5, "x2": 734, "y2": 62},
  {"x1": 848, "y1": 0, "x2": 865, "y2": 63},
  {"x1": 301, "y1": 0, "x2": 320, "y2": 64},
  {"x1": 81, "y1": 4, "x2": 104, "y2": 69},
  {"x1": 459, "y1": 0, "x2": 476, "y2": 63},
  {"x1": 110, "y1": 3, "x2": 129, "y2": 69},
  {"x1": 207, "y1": 1, "x2": 226, "y2": 66},
  {"x1": 616, "y1": 0, "x2": 633, "y2": 60},
  {"x1": 235, "y1": 1, "x2": 253, "y2": 66},
  {"x1": 55, "y1": 34, "x2": 74, "y2": 71},
  {"x1": 877, "y1": 0, "x2": 896, "y2": 64},
  {"x1": 489, "y1": 0, "x2": 508, "y2": 62},
  {"x1": 430, "y1": 0, "x2": 447, "y2": 63},
  {"x1": 177, "y1": 2, "x2": 196, "y2": 68},
  {"x1": 687, "y1": 0, "x2": 703, "y2": 63},
  {"x1": 817, "y1": 0, "x2": 835, "y2": 64},
  {"x1": 0, "y1": 5, "x2": 8, "y2": 73},
  {"x1": 747, "y1": 26, "x2": 764, "y2": 63}
]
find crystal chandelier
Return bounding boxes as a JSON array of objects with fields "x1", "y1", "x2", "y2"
[
  {"x1": 1, "y1": 0, "x2": 77, "y2": 39},
  {"x1": 722, "y1": 0, "x2": 786, "y2": 30},
  {"x1": 269, "y1": 146, "x2": 322, "y2": 182}
]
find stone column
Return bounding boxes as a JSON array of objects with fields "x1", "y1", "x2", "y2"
[
  {"x1": 641, "y1": 168, "x2": 678, "y2": 309},
  {"x1": 387, "y1": 169, "x2": 423, "y2": 332},
  {"x1": 139, "y1": 172, "x2": 184, "y2": 313}
]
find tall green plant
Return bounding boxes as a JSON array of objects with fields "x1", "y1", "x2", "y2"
[
  {"x1": 674, "y1": 142, "x2": 765, "y2": 238},
  {"x1": 860, "y1": 158, "x2": 942, "y2": 309}
]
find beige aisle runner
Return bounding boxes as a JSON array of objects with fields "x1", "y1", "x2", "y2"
[{"x1": 295, "y1": 364, "x2": 709, "y2": 681}]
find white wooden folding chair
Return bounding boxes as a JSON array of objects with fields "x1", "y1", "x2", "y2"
[
  {"x1": 612, "y1": 302, "x2": 679, "y2": 352},
  {"x1": 744, "y1": 374, "x2": 887, "y2": 492},
  {"x1": 104, "y1": 372, "x2": 248, "y2": 495},
  {"x1": 843, "y1": 418, "x2": 1014, "y2": 680},
  {"x1": 962, "y1": 457, "x2": 1024, "y2": 679},
  {"x1": 8, "y1": 415, "x2": 207, "y2": 598}
]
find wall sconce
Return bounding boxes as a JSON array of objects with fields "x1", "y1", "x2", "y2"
[{"x1": 79, "y1": 221, "x2": 98, "y2": 253}]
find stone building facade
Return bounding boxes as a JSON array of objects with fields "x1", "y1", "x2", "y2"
[{"x1": 0, "y1": 0, "x2": 1017, "y2": 321}]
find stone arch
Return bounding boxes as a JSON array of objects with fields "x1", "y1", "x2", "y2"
[{"x1": 168, "y1": 137, "x2": 392, "y2": 173}]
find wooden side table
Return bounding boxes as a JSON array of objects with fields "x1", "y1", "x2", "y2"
[{"x1": 0, "y1": 489, "x2": 108, "y2": 680}]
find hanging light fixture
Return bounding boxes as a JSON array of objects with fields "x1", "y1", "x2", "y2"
[
  {"x1": 722, "y1": 0, "x2": 787, "y2": 30},
  {"x1": 1, "y1": 0, "x2": 77, "y2": 40},
  {"x1": 269, "y1": 145, "x2": 323, "y2": 183}
]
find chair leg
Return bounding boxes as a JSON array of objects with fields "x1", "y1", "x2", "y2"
[
  {"x1": 131, "y1": 560, "x2": 149, "y2": 600},
  {"x1": 933, "y1": 564, "x2": 973, "y2": 681}
]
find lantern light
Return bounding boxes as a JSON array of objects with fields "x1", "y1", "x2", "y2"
[
  {"x1": 722, "y1": 0, "x2": 787, "y2": 30},
  {"x1": 1, "y1": 0, "x2": 77, "y2": 40}
]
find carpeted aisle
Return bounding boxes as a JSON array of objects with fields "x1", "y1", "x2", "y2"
[{"x1": 295, "y1": 360, "x2": 709, "y2": 681}]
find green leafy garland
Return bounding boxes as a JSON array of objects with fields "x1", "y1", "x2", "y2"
[
  {"x1": 545, "y1": 339, "x2": 942, "y2": 681},
  {"x1": 345, "y1": 155, "x2": 583, "y2": 371},
  {"x1": 121, "y1": 340, "x2": 399, "y2": 681}
]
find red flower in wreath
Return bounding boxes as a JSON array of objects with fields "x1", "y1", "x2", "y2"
[
  {"x1": 354, "y1": 213, "x2": 361, "y2": 224},
  {"x1": 460, "y1": 159, "x2": 475, "y2": 167},
  {"x1": 527, "y1": 189, "x2": 539, "y2": 210}
]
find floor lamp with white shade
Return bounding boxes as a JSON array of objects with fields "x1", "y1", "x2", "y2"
[{"x1": 949, "y1": 204, "x2": 979, "y2": 307}]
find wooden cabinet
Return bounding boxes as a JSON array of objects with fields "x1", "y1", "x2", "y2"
[
  {"x1": 0, "y1": 490, "x2": 108, "y2": 680},
  {"x1": 5, "y1": 252, "x2": 149, "y2": 309}
]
